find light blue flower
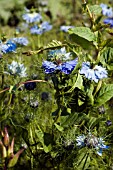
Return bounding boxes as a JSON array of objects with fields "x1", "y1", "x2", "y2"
[
  {"x1": 10, "y1": 37, "x2": 29, "y2": 46},
  {"x1": 30, "y1": 25, "x2": 43, "y2": 34},
  {"x1": 100, "y1": 3, "x2": 113, "y2": 17},
  {"x1": 60, "y1": 25, "x2": 75, "y2": 32},
  {"x1": 76, "y1": 135, "x2": 86, "y2": 147},
  {"x1": 30, "y1": 21, "x2": 52, "y2": 35},
  {"x1": 22, "y1": 12, "x2": 42, "y2": 23},
  {"x1": 48, "y1": 47, "x2": 71, "y2": 61},
  {"x1": 103, "y1": 18, "x2": 113, "y2": 27},
  {"x1": 80, "y1": 62, "x2": 108, "y2": 83},
  {"x1": 7, "y1": 61, "x2": 27, "y2": 77},
  {"x1": 0, "y1": 41, "x2": 17, "y2": 54},
  {"x1": 42, "y1": 58, "x2": 78, "y2": 74},
  {"x1": 76, "y1": 133, "x2": 109, "y2": 156}
]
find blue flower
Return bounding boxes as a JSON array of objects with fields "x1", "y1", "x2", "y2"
[
  {"x1": 22, "y1": 12, "x2": 42, "y2": 23},
  {"x1": 48, "y1": 47, "x2": 71, "y2": 61},
  {"x1": 100, "y1": 3, "x2": 113, "y2": 17},
  {"x1": 30, "y1": 25, "x2": 43, "y2": 34},
  {"x1": 57, "y1": 59, "x2": 78, "y2": 74},
  {"x1": 80, "y1": 62, "x2": 108, "y2": 83},
  {"x1": 42, "y1": 61, "x2": 57, "y2": 74},
  {"x1": 7, "y1": 61, "x2": 27, "y2": 77},
  {"x1": 76, "y1": 133, "x2": 109, "y2": 156},
  {"x1": 60, "y1": 25, "x2": 75, "y2": 32},
  {"x1": 0, "y1": 41, "x2": 17, "y2": 54},
  {"x1": 30, "y1": 21, "x2": 52, "y2": 34},
  {"x1": 76, "y1": 135, "x2": 86, "y2": 147},
  {"x1": 42, "y1": 58, "x2": 78, "y2": 74},
  {"x1": 103, "y1": 17, "x2": 113, "y2": 27},
  {"x1": 10, "y1": 37, "x2": 29, "y2": 46}
]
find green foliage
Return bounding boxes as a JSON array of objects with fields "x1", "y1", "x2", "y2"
[
  {"x1": 89, "y1": 5, "x2": 102, "y2": 15},
  {"x1": 95, "y1": 84, "x2": 113, "y2": 106},
  {"x1": 68, "y1": 27, "x2": 96, "y2": 49}
]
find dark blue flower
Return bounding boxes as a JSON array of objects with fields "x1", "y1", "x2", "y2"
[
  {"x1": 103, "y1": 17, "x2": 113, "y2": 27},
  {"x1": 42, "y1": 61, "x2": 57, "y2": 74},
  {"x1": 106, "y1": 120, "x2": 112, "y2": 126},
  {"x1": 42, "y1": 58, "x2": 78, "y2": 74},
  {"x1": 57, "y1": 59, "x2": 78, "y2": 74},
  {"x1": 41, "y1": 92, "x2": 49, "y2": 101},
  {"x1": 1, "y1": 41, "x2": 17, "y2": 53},
  {"x1": 24, "y1": 82, "x2": 36, "y2": 90}
]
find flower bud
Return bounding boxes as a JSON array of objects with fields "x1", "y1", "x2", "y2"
[
  {"x1": 3, "y1": 127, "x2": 9, "y2": 147},
  {"x1": 0, "y1": 141, "x2": 7, "y2": 158},
  {"x1": 7, "y1": 148, "x2": 25, "y2": 168}
]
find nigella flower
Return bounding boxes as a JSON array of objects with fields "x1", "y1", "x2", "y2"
[
  {"x1": 0, "y1": 41, "x2": 17, "y2": 54},
  {"x1": 30, "y1": 21, "x2": 52, "y2": 34},
  {"x1": 80, "y1": 62, "x2": 108, "y2": 83},
  {"x1": 76, "y1": 133, "x2": 109, "y2": 156},
  {"x1": 57, "y1": 59, "x2": 78, "y2": 74},
  {"x1": 42, "y1": 58, "x2": 78, "y2": 74},
  {"x1": 7, "y1": 61, "x2": 27, "y2": 77},
  {"x1": 76, "y1": 135, "x2": 86, "y2": 147},
  {"x1": 42, "y1": 61, "x2": 57, "y2": 74},
  {"x1": 100, "y1": 3, "x2": 113, "y2": 17},
  {"x1": 22, "y1": 12, "x2": 42, "y2": 23},
  {"x1": 30, "y1": 25, "x2": 43, "y2": 34},
  {"x1": 48, "y1": 47, "x2": 71, "y2": 61},
  {"x1": 10, "y1": 37, "x2": 29, "y2": 46},
  {"x1": 60, "y1": 25, "x2": 75, "y2": 32},
  {"x1": 103, "y1": 18, "x2": 113, "y2": 27}
]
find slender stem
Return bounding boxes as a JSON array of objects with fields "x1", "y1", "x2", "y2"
[{"x1": 0, "y1": 79, "x2": 48, "y2": 94}]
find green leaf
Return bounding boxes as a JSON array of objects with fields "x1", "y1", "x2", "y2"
[
  {"x1": 54, "y1": 123, "x2": 64, "y2": 132},
  {"x1": 100, "y1": 47, "x2": 113, "y2": 70},
  {"x1": 8, "y1": 155, "x2": 19, "y2": 168},
  {"x1": 86, "y1": 83, "x2": 94, "y2": 106},
  {"x1": 89, "y1": 5, "x2": 102, "y2": 15},
  {"x1": 95, "y1": 84, "x2": 113, "y2": 106},
  {"x1": 74, "y1": 148, "x2": 90, "y2": 170},
  {"x1": 45, "y1": 40, "x2": 63, "y2": 49},
  {"x1": 66, "y1": 74, "x2": 83, "y2": 93},
  {"x1": 68, "y1": 27, "x2": 96, "y2": 42}
]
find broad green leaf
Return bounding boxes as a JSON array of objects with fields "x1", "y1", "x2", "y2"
[
  {"x1": 69, "y1": 34, "x2": 95, "y2": 50},
  {"x1": 95, "y1": 84, "x2": 113, "y2": 106},
  {"x1": 89, "y1": 5, "x2": 102, "y2": 15},
  {"x1": 68, "y1": 27, "x2": 96, "y2": 42}
]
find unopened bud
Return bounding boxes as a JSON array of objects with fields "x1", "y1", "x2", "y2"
[
  {"x1": 3, "y1": 127, "x2": 9, "y2": 147},
  {"x1": 0, "y1": 141, "x2": 7, "y2": 158},
  {"x1": 8, "y1": 148, "x2": 25, "y2": 168}
]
